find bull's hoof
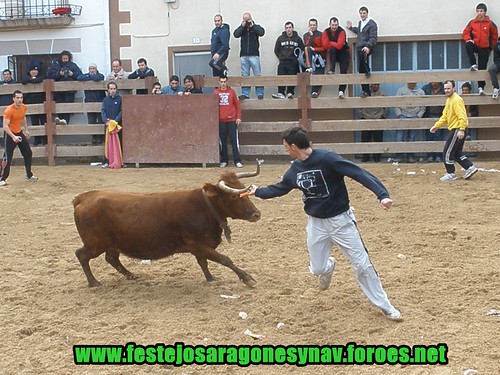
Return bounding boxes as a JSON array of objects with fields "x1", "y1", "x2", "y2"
[
  {"x1": 241, "y1": 275, "x2": 257, "y2": 287},
  {"x1": 88, "y1": 280, "x2": 102, "y2": 288}
]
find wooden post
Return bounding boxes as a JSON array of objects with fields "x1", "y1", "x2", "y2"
[
  {"x1": 144, "y1": 76, "x2": 156, "y2": 95},
  {"x1": 43, "y1": 79, "x2": 56, "y2": 166},
  {"x1": 297, "y1": 72, "x2": 311, "y2": 132}
]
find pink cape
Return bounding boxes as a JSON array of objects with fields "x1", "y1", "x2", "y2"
[{"x1": 104, "y1": 120, "x2": 123, "y2": 169}]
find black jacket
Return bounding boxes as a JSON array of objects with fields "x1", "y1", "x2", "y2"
[
  {"x1": 233, "y1": 22, "x2": 265, "y2": 57},
  {"x1": 274, "y1": 31, "x2": 305, "y2": 63}
]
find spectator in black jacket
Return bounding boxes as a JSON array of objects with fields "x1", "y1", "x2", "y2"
[
  {"x1": 233, "y1": 12, "x2": 265, "y2": 100},
  {"x1": 22, "y1": 63, "x2": 46, "y2": 146},
  {"x1": 272, "y1": 21, "x2": 305, "y2": 99},
  {"x1": 46, "y1": 50, "x2": 82, "y2": 124}
]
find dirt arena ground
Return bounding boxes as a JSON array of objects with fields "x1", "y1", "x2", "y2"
[{"x1": 1, "y1": 160, "x2": 499, "y2": 375}]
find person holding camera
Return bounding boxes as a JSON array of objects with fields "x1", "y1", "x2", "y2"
[
  {"x1": 46, "y1": 50, "x2": 82, "y2": 124},
  {"x1": 233, "y1": 11, "x2": 265, "y2": 100}
]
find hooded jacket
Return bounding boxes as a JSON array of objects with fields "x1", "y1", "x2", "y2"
[
  {"x1": 214, "y1": 85, "x2": 241, "y2": 123},
  {"x1": 462, "y1": 16, "x2": 498, "y2": 49},
  {"x1": 274, "y1": 30, "x2": 305, "y2": 63},
  {"x1": 211, "y1": 23, "x2": 231, "y2": 56}
]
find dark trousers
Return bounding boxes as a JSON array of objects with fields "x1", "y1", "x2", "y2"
[
  {"x1": 326, "y1": 48, "x2": 350, "y2": 92},
  {"x1": 55, "y1": 91, "x2": 76, "y2": 123},
  {"x1": 443, "y1": 129, "x2": 473, "y2": 174},
  {"x1": 219, "y1": 121, "x2": 241, "y2": 164},
  {"x1": 1, "y1": 132, "x2": 34, "y2": 181},
  {"x1": 465, "y1": 43, "x2": 490, "y2": 89},
  {"x1": 30, "y1": 114, "x2": 47, "y2": 146},
  {"x1": 361, "y1": 129, "x2": 383, "y2": 162},
  {"x1": 209, "y1": 52, "x2": 229, "y2": 77},
  {"x1": 277, "y1": 61, "x2": 299, "y2": 95},
  {"x1": 357, "y1": 49, "x2": 372, "y2": 94}
]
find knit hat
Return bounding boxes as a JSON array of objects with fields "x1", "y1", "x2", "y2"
[{"x1": 88, "y1": 62, "x2": 98, "y2": 69}]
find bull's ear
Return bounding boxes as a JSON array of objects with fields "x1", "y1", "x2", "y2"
[{"x1": 203, "y1": 183, "x2": 217, "y2": 198}]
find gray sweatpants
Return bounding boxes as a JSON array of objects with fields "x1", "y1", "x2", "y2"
[{"x1": 306, "y1": 209, "x2": 397, "y2": 314}]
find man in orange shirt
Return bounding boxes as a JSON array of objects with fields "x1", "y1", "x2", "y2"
[{"x1": 0, "y1": 90, "x2": 38, "y2": 186}]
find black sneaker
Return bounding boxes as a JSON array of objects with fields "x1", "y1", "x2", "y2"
[{"x1": 238, "y1": 95, "x2": 249, "y2": 100}]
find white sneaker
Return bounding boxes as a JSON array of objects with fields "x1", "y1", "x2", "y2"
[
  {"x1": 0, "y1": 180, "x2": 6, "y2": 186},
  {"x1": 440, "y1": 173, "x2": 457, "y2": 182},
  {"x1": 272, "y1": 93, "x2": 286, "y2": 99},
  {"x1": 286, "y1": 93, "x2": 294, "y2": 99},
  {"x1": 470, "y1": 64, "x2": 478, "y2": 71},
  {"x1": 101, "y1": 162, "x2": 109, "y2": 169},
  {"x1": 311, "y1": 92, "x2": 318, "y2": 98},
  {"x1": 235, "y1": 162, "x2": 243, "y2": 168},
  {"x1": 338, "y1": 91, "x2": 345, "y2": 99},
  {"x1": 318, "y1": 257, "x2": 335, "y2": 291},
  {"x1": 219, "y1": 162, "x2": 227, "y2": 168},
  {"x1": 492, "y1": 88, "x2": 499, "y2": 99},
  {"x1": 383, "y1": 308, "x2": 403, "y2": 322},
  {"x1": 305, "y1": 68, "x2": 312, "y2": 73},
  {"x1": 478, "y1": 87, "x2": 485, "y2": 96},
  {"x1": 26, "y1": 175, "x2": 38, "y2": 182},
  {"x1": 463, "y1": 166, "x2": 478, "y2": 179}
]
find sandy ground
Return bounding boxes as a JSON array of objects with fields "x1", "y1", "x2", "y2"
[{"x1": 1, "y1": 160, "x2": 499, "y2": 375}]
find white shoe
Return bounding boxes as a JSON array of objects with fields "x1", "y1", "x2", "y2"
[
  {"x1": 338, "y1": 91, "x2": 345, "y2": 99},
  {"x1": 272, "y1": 93, "x2": 286, "y2": 99},
  {"x1": 318, "y1": 258, "x2": 335, "y2": 291},
  {"x1": 463, "y1": 166, "x2": 478, "y2": 179},
  {"x1": 311, "y1": 92, "x2": 318, "y2": 98},
  {"x1": 286, "y1": 93, "x2": 294, "y2": 99},
  {"x1": 26, "y1": 175, "x2": 38, "y2": 182},
  {"x1": 0, "y1": 180, "x2": 6, "y2": 186},
  {"x1": 478, "y1": 87, "x2": 485, "y2": 96},
  {"x1": 219, "y1": 162, "x2": 227, "y2": 168},
  {"x1": 492, "y1": 88, "x2": 499, "y2": 99},
  {"x1": 470, "y1": 64, "x2": 478, "y2": 71},
  {"x1": 384, "y1": 308, "x2": 403, "y2": 321},
  {"x1": 440, "y1": 173, "x2": 457, "y2": 182},
  {"x1": 235, "y1": 162, "x2": 243, "y2": 168}
]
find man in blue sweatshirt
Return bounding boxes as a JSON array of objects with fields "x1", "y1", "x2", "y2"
[{"x1": 248, "y1": 126, "x2": 402, "y2": 321}]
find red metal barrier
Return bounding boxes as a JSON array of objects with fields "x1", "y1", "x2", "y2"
[{"x1": 122, "y1": 94, "x2": 219, "y2": 166}]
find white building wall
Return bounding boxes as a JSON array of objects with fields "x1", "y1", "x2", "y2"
[
  {"x1": 118, "y1": 0, "x2": 500, "y2": 85},
  {"x1": 0, "y1": 0, "x2": 110, "y2": 76}
]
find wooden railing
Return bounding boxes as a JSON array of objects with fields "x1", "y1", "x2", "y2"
[{"x1": 1, "y1": 71, "x2": 499, "y2": 165}]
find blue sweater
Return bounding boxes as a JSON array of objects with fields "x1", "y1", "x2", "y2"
[
  {"x1": 256, "y1": 149, "x2": 390, "y2": 218},
  {"x1": 101, "y1": 93, "x2": 122, "y2": 124}
]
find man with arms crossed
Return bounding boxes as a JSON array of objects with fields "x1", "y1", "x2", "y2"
[{"x1": 248, "y1": 126, "x2": 402, "y2": 321}]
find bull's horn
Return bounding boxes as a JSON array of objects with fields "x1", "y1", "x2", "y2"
[
  {"x1": 218, "y1": 180, "x2": 249, "y2": 194},
  {"x1": 235, "y1": 158, "x2": 261, "y2": 179}
]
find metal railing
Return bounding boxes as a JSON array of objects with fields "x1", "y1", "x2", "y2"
[{"x1": 0, "y1": 0, "x2": 81, "y2": 19}]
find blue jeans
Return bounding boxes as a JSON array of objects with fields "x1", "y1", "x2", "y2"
[{"x1": 240, "y1": 56, "x2": 264, "y2": 97}]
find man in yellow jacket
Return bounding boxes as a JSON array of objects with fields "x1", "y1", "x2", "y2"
[{"x1": 430, "y1": 80, "x2": 478, "y2": 182}]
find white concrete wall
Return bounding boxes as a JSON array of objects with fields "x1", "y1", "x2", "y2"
[
  {"x1": 0, "y1": 0, "x2": 110, "y2": 76},
  {"x1": 119, "y1": 0, "x2": 500, "y2": 84}
]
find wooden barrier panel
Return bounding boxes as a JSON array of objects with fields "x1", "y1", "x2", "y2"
[{"x1": 122, "y1": 94, "x2": 219, "y2": 165}]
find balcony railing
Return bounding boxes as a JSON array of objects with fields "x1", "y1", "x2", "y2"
[{"x1": 0, "y1": 1, "x2": 81, "y2": 20}]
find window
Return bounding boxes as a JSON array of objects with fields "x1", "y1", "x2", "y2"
[{"x1": 354, "y1": 40, "x2": 469, "y2": 72}]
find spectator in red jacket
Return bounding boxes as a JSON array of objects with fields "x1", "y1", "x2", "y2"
[
  {"x1": 303, "y1": 18, "x2": 326, "y2": 98},
  {"x1": 322, "y1": 17, "x2": 351, "y2": 99},
  {"x1": 462, "y1": 3, "x2": 498, "y2": 94},
  {"x1": 214, "y1": 76, "x2": 242, "y2": 168}
]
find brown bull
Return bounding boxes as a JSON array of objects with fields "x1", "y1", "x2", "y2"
[{"x1": 73, "y1": 162, "x2": 261, "y2": 287}]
